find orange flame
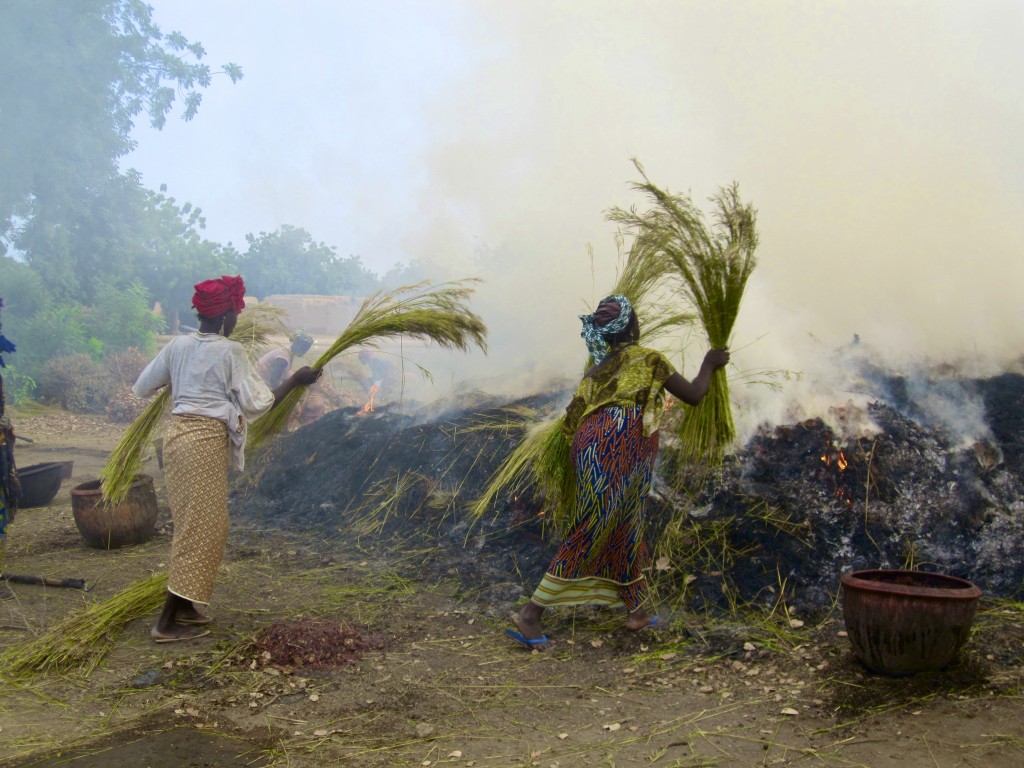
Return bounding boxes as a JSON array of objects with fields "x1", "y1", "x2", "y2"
[
  {"x1": 820, "y1": 440, "x2": 848, "y2": 472},
  {"x1": 359, "y1": 383, "x2": 379, "y2": 415}
]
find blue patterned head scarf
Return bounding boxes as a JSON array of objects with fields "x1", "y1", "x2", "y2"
[{"x1": 579, "y1": 294, "x2": 634, "y2": 364}]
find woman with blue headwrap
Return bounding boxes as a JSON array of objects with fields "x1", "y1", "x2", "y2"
[{"x1": 508, "y1": 295, "x2": 728, "y2": 649}]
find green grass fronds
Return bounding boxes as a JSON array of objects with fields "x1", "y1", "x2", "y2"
[
  {"x1": 0, "y1": 572, "x2": 168, "y2": 679},
  {"x1": 248, "y1": 280, "x2": 487, "y2": 448}
]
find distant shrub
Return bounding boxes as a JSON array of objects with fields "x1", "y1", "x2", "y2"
[
  {"x1": 37, "y1": 354, "x2": 107, "y2": 412},
  {"x1": 104, "y1": 348, "x2": 150, "y2": 386},
  {"x1": 81, "y1": 284, "x2": 164, "y2": 355},
  {"x1": 36, "y1": 347, "x2": 154, "y2": 419},
  {"x1": 104, "y1": 383, "x2": 150, "y2": 423},
  {"x1": 101, "y1": 348, "x2": 152, "y2": 422},
  {"x1": 0, "y1": 366, "x2": 37, "y2": 405}
]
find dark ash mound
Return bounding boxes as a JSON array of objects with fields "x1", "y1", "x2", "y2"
[
  {"x1": 234, "y1": 375, "x2": 1024, "y2": 615},
  {"x1": 233, "y1": 391, "x2": 570, "y2": 607}
]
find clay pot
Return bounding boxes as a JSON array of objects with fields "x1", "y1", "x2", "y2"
[
  {"x1": 71, "y1": 475, "x2": 158, "y2": 549},
  {"x1": 840, "y1": 569, "x2": 982, "y2": 676}
]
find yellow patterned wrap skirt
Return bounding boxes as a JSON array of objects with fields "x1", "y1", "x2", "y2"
[{"x1": 164, "y1": 414, "x2": 231, "y2": 605}]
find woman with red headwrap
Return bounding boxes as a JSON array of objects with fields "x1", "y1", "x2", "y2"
[{"x1": 134, "y1": 276, "x2": 321, "y2": 642}]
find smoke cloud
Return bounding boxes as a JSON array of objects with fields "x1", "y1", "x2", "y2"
[{"x1": 130, "y1": 1, "x2": 1024, "y2": 435}]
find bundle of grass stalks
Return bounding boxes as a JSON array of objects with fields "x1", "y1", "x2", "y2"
[
  {"x1": 611, "y1": 160, "x2": 758, "y2": 465},
  {"x1": 0, "y1": 572, "x2": 167, "y2": 679},
  {"x1": 471, "y1": 230, "x2": 694, "y2": 525},
  {"x1": 99, "y1": 389, "x2": 171, "y2": 505},
  {"x1": 230, "y1": 303, "x2": 289, "y2": 363},
  {"x1": 470, "y1": 418, "x2": 575, "y2": 531},
  {"x1": 247, "y1": 280, "x2": 488, "y2": 448},
  {"x1": 99, "y1": 304, "x2": 288, "y2": 505}
]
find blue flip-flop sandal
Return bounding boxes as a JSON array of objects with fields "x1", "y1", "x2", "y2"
[{"x1": 505, "y1": 629, "x2": 551, "y2": 648}]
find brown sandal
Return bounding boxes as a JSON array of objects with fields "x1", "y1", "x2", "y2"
[{"x1": 151, "y1": 626, "x2": 211, "y2": 644}]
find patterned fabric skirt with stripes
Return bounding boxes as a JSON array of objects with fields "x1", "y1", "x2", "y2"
[
  {"x1": 164, "y1": 414, "x2": 231, "y2": 605},
  {"x1": 531, "y1": 405, "x2": 659, "y2": 612}
]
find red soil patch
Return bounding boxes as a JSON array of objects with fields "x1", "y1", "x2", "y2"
[{"x1": 250, "y1": 618, "x2": 384, "y2": 671}]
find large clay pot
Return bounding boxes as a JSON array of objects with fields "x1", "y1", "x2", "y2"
[
  {"x1": 840, "y1": 569, "x2": 982, "y2": 676},
  {"x1": 71, "y1": 475, "x2": 158, "y2": 549}
]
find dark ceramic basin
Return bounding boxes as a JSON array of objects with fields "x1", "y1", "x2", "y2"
[{"x1": 17, "y1": 461, "x2": 69, "y2": 508}]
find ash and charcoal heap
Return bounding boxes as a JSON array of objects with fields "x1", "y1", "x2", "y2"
[
  {"x1": 234, "y1": 390, "x2": 570, "y2": 604},
  {"x1": 233, "y1": 373, "x2": 1024, "y2": 613}
]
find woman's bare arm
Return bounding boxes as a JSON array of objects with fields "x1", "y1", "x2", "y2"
[
  {"x1": 271, "y1": 366, "x2": 323, "y2": 408},
  {"x1": 663, "y1": 349, "x2": 730, "y2": 405}
]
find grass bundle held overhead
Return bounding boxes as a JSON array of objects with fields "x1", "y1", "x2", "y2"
[
  {"x1": 471, "y1": 212, "x2": 695, "y2": 524},
  {"x1": 0, "y1": 572, "x2": 168, "y2": 679},
  {"x1": 611, "y1": 160, "x2": 758, "y2": 465},
  {"x1": 248, "y1": 280, "x2": 488, "y2": 448},
  {"x1": 99, "y1": 304, "x2": 288, "y2": 505}
]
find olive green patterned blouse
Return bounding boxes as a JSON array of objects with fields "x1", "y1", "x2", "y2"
[{"x1": 563, "y1": 344, "x2": 677, "y2": 440}]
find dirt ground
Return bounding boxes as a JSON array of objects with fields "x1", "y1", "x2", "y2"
[{"x1": 1, "y1": 406, "x2": 1023, "y2": 768}]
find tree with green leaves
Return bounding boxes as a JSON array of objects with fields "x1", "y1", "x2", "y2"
[
  {"x1": 237, "y1": 225, "x2": 380, "y2": 299},
  {"x1": 133, "y1": 185, "x2": 238, "y2": 333},
  {"x1": 0, "y1": 0, "x2": 242, "y2": 268}
]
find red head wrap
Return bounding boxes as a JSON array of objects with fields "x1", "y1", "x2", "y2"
[{"x1": 192, "y1": 275, "x2": 246, "y2": 319}]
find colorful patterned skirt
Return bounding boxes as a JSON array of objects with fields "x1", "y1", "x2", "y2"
[
  {"x1": 531, "y1": 405, "x2": 659, "y2": 612},
  {"x1": 164, "y1": 414, "x2": 231, "y2": 605}
]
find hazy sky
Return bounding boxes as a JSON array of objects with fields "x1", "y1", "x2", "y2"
[{"x1": 127, "y1": 1, "x2": 1024, "y2": 413}]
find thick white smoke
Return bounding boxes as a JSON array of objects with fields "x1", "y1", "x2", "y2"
[{"x1": 130, "y1": 2, "x2": 1024, "y2": 439}]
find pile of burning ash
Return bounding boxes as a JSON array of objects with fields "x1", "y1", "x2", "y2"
[
  {"x1": 234, "y1": 389, "x2": 570, "y2": 607},
  {"x1": 233, "y1": 373, "x2": 1024, "y2": 615},
  {"x1": 667, "y1": 371, "x2": 1024, "y2": 613}
]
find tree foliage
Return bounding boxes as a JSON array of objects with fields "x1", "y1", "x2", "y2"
[
  {"x1": 132, "y1": 185, "x2": 237, "y2": 332},
  {"x1": 0, "y1": 2, "x2": 409, "y2": 396},
  {"x1": 0, "y1": 0, "x2": 242, "y2": 246},
  {"x1": 237, "y1": 225, "x2": 380, "y2": 299}
]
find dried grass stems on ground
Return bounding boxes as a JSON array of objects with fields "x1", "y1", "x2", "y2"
[
  {"x1": 610, "y1": 159, "x2": 759, "y2": 467},
  {"x1": 6, "y1": 407, "x2": 1024, "y2": 767},
  {"x1": 2, "y1": 525, "x2": 1023, "y2": 767},
  {"x1": 99, "y1": 305, "x2": 288, "y2": 505},
  {"x1": 0, "y1": 572, "x2": 167, "y2": 679},
  {"x1": 248, "y1": 280, "x2": 488, "y2": 448}
]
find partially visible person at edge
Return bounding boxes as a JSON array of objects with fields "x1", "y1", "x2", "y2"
[
  {"x1": 0, "y1": 297, "x2": 19, "y2": 599},
  {"x1": 133, "y1": 276, "x2": 322, "y2": 643},
  {"x1": 256, "y1": 329, "x2": 330, "y2": 426},
  {"x1": 507, "y1": 294, "x2": 729, "y2": 650}
]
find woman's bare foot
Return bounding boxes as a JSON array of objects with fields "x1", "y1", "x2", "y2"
[
  {"x1": 150, "y1": 623, "x2": 210, "y2": 644},
  {"x1": 625, "y1": 608, "x2": 660, "y2": 631},
  {"x1": 509, "y1": 610, "x2": 554, "y2": 650}
]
